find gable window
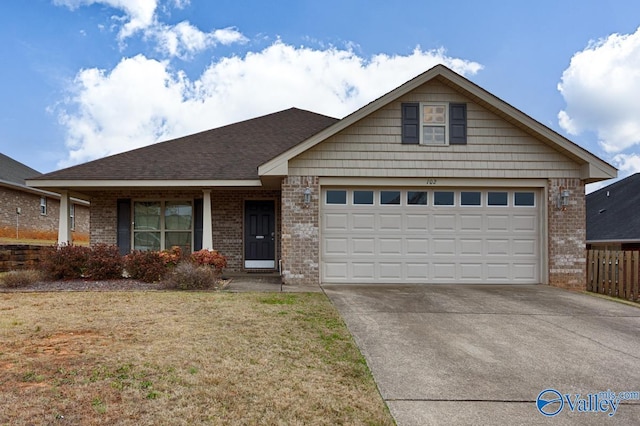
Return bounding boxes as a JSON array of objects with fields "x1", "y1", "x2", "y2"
[
  {"x1": 133, "y1": 201, "x2": 193, "y2": 252},
  {"x1": 402, "y1": 102, "x2": 467, "y2": 145},
  {"x1": 40, "y1": 197, "x2": 47, "y2": 215}
]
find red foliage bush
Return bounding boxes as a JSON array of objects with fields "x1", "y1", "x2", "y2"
[
  {"x1": 39, "y1": 244, "x2": 91, "y2": 280},
  {"x1": 124, "y1": 250, "x2": 168, "y2": 283},
  {"x1": 190, "y1": 249, "x2": 227, "y2": 274},
  {"x1": 86, "y1": 244, "x2": 123, "y2": 280}
]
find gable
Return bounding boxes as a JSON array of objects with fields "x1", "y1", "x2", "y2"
[
  {"x1": 259, "y1": 65, "x2": 615, "y2": 183},
  {"x1": 289, "y1": 80, "x2": 581, "y2": 179}
]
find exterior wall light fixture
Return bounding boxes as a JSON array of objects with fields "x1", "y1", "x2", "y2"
[
  {"x1": 557, "y1": 189, "x2": 570, "y2": 210},
  {"x1": 303, "y1": 187, "x2": 312, "y2": 205}
]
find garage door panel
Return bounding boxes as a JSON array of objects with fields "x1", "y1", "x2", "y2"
[
  {"x1": 460, "y1": 263, "x2": 483, "y2": 280},
  {"x1": 512, "y1": 215, "x2": 536, "y2": 232},
  {"x1": 379, "y1": 214, "x2": 402, "y2": 230},
  {"x1": 352, "y1": 213, "x2": 375, "y2": 230},
  {"x1": 433, "y1": 214, "x2": 456, "y2": 231},
  {"x1": 406, "y1": 238, "x2": 428, "y2": 255},
  {"x1": 406, "y1": 263, "x2": 429, "y2": 279},
  {"x1": 321, "y1": 188, "x2": 540, "y2": 284},
  {"x1": 324, "y1": 238, "x2": 348, "y2": 255},
  {"x1": 406, "y1": 214, "x2": 428, "y2": 231},
  {"x1": 459, "y1": 239, "x2": 483, "y2": 256},
  {"x1": 460, "y1": 214, "x2": 483, "y2": 231},
  {"x1": 487, "y1": 239, "x2": 509, "y2": 256},
  {"x1": 352, "y1": 238, "x2": 375, "y2": 254},
  {"x1": 433, "y1": 263, "x2": 456, "y2": 280},
  {"x1": 513, "y1": 239, "x2": 536, "y2": 256},
  {"x1": 487, "y1": 215, "x2": 509, "y2": 231},
  {"x1": 433, "y1": 239, "x2": 455, "y2": 255},
  {"x1": 324, "y1": 213, "x2": 348, "y2": 230},
  {"x1": 379, "y1": 238, "x2": 402, "y2": 255},
  {"x1": 379, "y1": 263, "x2": 403, "y2": 280},
  {"x1": 324, "y1": 262, "x2": 348, "y2": 280},
  {"x1": 352, "y1": 263, "x2": 375, "y2": 279}
]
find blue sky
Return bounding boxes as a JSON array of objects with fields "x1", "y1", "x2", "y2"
[{"x1": 2, "y1": 1, "x2": 640, "y2": 191}]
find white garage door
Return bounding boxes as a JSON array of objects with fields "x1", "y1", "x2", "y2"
[{"x1": 321, "y1": 188, "x2": 541, "y2": 284}]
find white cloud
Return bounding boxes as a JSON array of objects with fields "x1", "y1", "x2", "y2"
[
  {"x1": 54, "y1": 0, "x2": 158, "y2": 39},
  {"x1": 558, "y1": 27, "x2": 640, "y2": 153},
  {"x1": 56, "y1": 42, "x2": 482, "y2": 167},
  {"x1": 151, "y1": 22, "x2": 247, "y2": 59}
]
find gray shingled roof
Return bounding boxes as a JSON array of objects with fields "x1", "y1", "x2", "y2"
[
  {"x1": 586, "y1": 173, "x2": 640, "y2": 242},
  {"x1": 32, "y1": 108, "x2": 338, "y2": 181},
  {"x1": 0, "y1": 153, "x2": 42, "y2": 184}
]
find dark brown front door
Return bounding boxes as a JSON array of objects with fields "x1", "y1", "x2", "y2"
[{"x1": 244, "y1": 200, "x2": 275, "y2": 268}]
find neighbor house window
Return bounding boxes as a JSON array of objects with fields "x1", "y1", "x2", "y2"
[
  {"x1": 70, "y1": 204, "x2": 75, "y2": 230},
  {"x1": 133, "y1": 201, "x2": 193, "y2": 252},
  {"x1": 40, "y1": 197, "x2": 47, "y2": 215},
  {"x1": 401, "y1": 103, "x2": 467, "y2": 145}
]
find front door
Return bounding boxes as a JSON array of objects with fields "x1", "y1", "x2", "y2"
[{"x1": 244, "y1": 200, "x2": 276, "y2": 269}]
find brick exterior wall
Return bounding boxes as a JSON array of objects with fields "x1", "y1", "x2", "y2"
[
  {"x1": 281, "y1": 176, "x2": 320, "y2": 286},
  {"x1": 89, "y1": 188, "x2": 280, "y2": 273},
  {"x1": 0, "y1": 187, "x2": 89, "y2": 242},
  {"x1": 548, "y1": 178, "x2": 586, "y2": 290}
]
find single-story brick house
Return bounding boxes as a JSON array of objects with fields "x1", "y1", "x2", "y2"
[
  {"x1": 586, "y1": 173, "x2": 639, "y2": 250},
  {"x1": 28, "y1": 65, "x2": 616, "y2": 289},
  {"x1": 1, "y1": 153, "x2": 89, "y2": 242}
]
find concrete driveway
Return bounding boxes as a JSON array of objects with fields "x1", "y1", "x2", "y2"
[{"x1": 323, "y1": 284, "x2": 640, "y2": 425}]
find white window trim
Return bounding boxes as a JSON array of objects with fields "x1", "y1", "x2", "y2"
[
  {"x1": 40, "y1": 197, "x2": 47, "y2": 215},
  {"x1": 421, "y1": 102, "x2": 450, "y2": 146}
]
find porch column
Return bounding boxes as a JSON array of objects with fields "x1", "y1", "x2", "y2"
[
  {"x1": 57, "y1": 190, "x2": 72, "y2": 245},
  {"x1": 202, "y1": 189, "x2": 213, "y2": 250}
]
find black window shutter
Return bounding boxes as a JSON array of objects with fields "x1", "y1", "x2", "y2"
[
  {"x1": 193, "y1": 198, "x2": 203, "y2": 252},
  {"x1": 401, "y1": 103, "x2": 420, "y2": 144},
  {"x1": 449, "y1": 103, "x2": 467, "y2": 145},
  {"x1": 116, "y1": 198, "x2": 131, "y2": 255}
]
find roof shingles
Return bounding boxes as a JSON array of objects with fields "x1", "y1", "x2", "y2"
[{"x1": 33, "y1": 108, "x2": 337, "y2": 182}]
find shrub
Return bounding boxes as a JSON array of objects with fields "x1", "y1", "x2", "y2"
[
  {"x1": 86, "y1": 244, "x2": 123, "y2": 280},
  {"x1": 163, "y1": 262, "x2": 219, "y2": 290},
  {"x1": 190, "y1": 249, "x2": 227, "y2": 274},
  {"x1": 39, "y1": 244, "x2": 91, "y2": 280},
  {"x1": 124, "y1": 250, "x2": 168, "y2": 283},
  {"x1": 0, "y1": 269, "x2": 43, "y2": 288},
  {"x1": 158, "y1": 246, "x2": 184, "y2": 268}
]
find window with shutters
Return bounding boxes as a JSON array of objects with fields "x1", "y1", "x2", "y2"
[{"x1": 401, "y1": 102, "x2": 467, "y2": 145}]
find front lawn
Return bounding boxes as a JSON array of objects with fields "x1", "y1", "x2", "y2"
[{"x1": 0, "y1": 291, "x2": 394, "y2": 425}]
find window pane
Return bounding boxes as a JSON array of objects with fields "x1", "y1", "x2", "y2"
[
  {"x1": 515, "y1": 192, "x2": 535, "y2": 206},
  {"x1": 380, "y1": 191, "x2": 401, "y2": 205},
  {"x1": 461, "y1": 191, "x2": 481, "y2": 206},
  {"x1": 134, "y1": 232, "x2": 161, "y2": 251},
  {"x1": 166, "y1": 232, "x2": 191, "y2": 252},
  {"x1": 408, "y1": 191, "x2": 428, "y2": 205},
  {"x1": 165, "y1": 201, "x2": 192, "y2": 230},
  {"x1": 488, "y1": 192, "x2": 508, "y2": 206},
  {"x1": 134, "y1": 201, "x2": 161, "y2": 230},
  {"x1": 326, "y1": 190, "x2": 346, "y2": 204},
  {"x1": 353, "y1": 190, "x2": 374, "y2": 205},
  {"x1": 423, "y1": 126, "x2": 446, "y2": 144},
  {"x1": 423, "y1": 105, "x2": 446, "y2": 123},
  {"x1": 434, "y1": 191, "x2": 454, "y2": 206}
]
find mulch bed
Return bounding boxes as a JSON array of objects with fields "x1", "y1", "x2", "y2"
[{"x1": 0, "y1": 279, "x2": 163, "y2": 292}]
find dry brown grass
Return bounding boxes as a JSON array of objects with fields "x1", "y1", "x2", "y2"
[{"x1": 0, "y1": 292, "x2": 394, "y2": 425}]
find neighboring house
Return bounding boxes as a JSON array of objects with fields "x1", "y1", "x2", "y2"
[
  {"x1": 0, "y1": 153, "x2": 89, "y2": 242},
  {"x1": 586, "y1": 173, "x2": 640, "y2": 250},
  {"x1": 28, "y1": 65, "x2": 616, "y2": 289}
]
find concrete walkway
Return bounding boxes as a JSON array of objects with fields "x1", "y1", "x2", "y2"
[
  {"x1": 224, "y1": 273, "x2": 322, "y2": 293},
  {"x1": 323, "y1": 284, "x2": 640, "y2": 426}
]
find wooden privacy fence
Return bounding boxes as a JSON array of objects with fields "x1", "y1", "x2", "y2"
[{"x1": 587, "y1": 250, "x2": 639, "y2": 302}]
